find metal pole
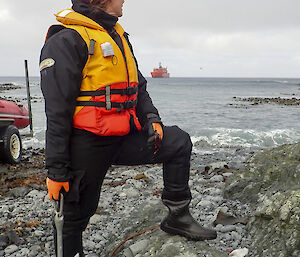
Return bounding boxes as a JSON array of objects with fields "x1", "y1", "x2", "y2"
[
  {"x1": 54, "y1": 194, "x2": 64, "y2": 257},
  {"x1": 24, "y1": 60, "x2": 33, "y2": 137}
]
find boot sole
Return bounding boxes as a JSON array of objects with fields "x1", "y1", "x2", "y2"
[{"x1": 160, "y1": 223, "x2": 217, "y2": 241}]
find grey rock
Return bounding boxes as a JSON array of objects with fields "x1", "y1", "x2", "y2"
[
  {"x1": 0, "y1": 235, "x2": 9, "y2": 250},
  {"x1": 89, "y1": 214, "x2": 102, "y2": 225},
  {"x1": 210, "y1": 175, "x2": 224, "y2": 182},
  {"x1": 34, "y1": 230, "x2": 44, "y2": 236},
  {"x1": 123, "y1": 248, "x2": 134, "y2": 257},
  {"x1": 128, "y1": 239, "x2": 149, "y2": 255},
  {"x1": 8, "y1": 187, "x2": 31, "y2": 197},
  {"x1": 217, "y1": 225, "x2": 237, "y2": 233},
  {"x1": 18, "y1": 248, "x2": 30, "y2": 255},
  {"x1": 229, "y1": 248, "x2": 249, "y2": 257},
  {"x1": 4, "y1": 244, "x2": 18, "y2": 254},
  {"x1": 225, "y1": 142, "x2": 300, "y2": 257},
  {"x1": 26, "y1": 189, "x2": 45, "y2": 198}
]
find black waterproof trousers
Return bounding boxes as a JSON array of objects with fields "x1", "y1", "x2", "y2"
[{"x1": 59, "y1": 125, "x2": 192, "y2": 257}]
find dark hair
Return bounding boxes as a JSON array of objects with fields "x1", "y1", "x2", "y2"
[{"x1": 90, "y1": 0, "x2": 110, "y2": 10}]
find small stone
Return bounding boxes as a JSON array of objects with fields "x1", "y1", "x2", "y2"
[
  {"x1": 123, "y1": 248, "x2": 134, "y2": 257},
  {"x1": 124, "y1": 188, "x2": 140, "y2": 198},
  {"x1": 8, "y1": 187, "x2": 31, "y2": 197},
  {"x1": 0, "y1": 235, "x2": 9, "y2": 249},
  {"x1": 34, "y1": 230, "x2": 44, "y2": 236},
  {"x1": 229, "y1": 248, "x2": 249, "y2": 257},
  {"x1": 210, "y1": 175, "x2": 224, "y2": 182},
  {"x1": 26, "y1": 190, "x2": 45, "y2": 198},
  {"x1": 213, "y1": 210, "x2": 248, "y2": 226},
  {"x1": 89, "y1": 214, "x2": 102, "y2": 225},
  {"x1": 29, "y1": 244, "x2": 41, "y2": 252},
  {"x1": 217, "y1": 225, "x2": 237, "y2": 233},
  {"x1": 4, "y1": 244, "x2": 18, "y2": 254},
  {"x1": 134, "y1": 173, "x2": 150, "y2": 182},
  {"x1": 197, "y1": 200, "x2": 212, "y2": 209},
  {"x1": 129, "y1": 239, "x2": 149, "y2": 255},
  {"x1": 19, "y1": 248, "x2": 30, "y2": 255}
]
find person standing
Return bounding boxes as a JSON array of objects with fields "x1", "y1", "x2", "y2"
[{"x1": 40, "y1": 0, "x2": 217, "y2": 256}]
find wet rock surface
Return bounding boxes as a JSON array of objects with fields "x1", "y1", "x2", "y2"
[{"x1": 225, "y1": 142, "x2": 300, "y2": 257}]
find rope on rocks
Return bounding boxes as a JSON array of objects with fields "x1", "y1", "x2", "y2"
[{"x1": 109, "y1": 224, "x2": 160, "y2": 257}]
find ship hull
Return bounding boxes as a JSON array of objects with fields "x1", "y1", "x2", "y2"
[
  {"x1": 151, "y1": 63, "x2": 170, "y2": 78},
  {"x1": 151, "y1": 72, "x2": 170, "y2": 78}
]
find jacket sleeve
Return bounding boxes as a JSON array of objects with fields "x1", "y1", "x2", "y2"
[
  {"x1": 40, "y1": 27, "x2": 88, "y2": 181},
  {"x1": 123, "y1": 33, "x2": 162, "y2": 128},
  {"x1": 136, "y1": 71, "x2": 162, "y2": 127}
]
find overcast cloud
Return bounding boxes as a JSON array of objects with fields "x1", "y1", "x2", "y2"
[{"x1": 0, "y1": 0, "x2": 299, "y2": 77}]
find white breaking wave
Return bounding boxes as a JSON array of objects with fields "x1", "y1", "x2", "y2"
[
  {"x1": 21, "y1": 127, "x2": 45, "y2": 149},
  {"x1": 191, "y1": 128, "x2": 300, "y2": 149}
]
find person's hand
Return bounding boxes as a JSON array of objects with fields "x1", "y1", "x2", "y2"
[
  {"x1": 148, "y1": 122, "x2": 163, "y2": 154},
  {"x1": 46, "y1": 177, "x2": 69, "y2": 200}
]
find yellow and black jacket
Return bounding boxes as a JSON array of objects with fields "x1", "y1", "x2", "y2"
[{"x1": 40, "y1": 1, "x2": 161, "y2": 181}]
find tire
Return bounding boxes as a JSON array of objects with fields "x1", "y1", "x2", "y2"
[{"x1": 0, "y1": 125, "x2": 22, "y2": 164}]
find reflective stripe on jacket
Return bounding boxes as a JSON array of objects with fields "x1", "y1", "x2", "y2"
[{"x1": 56, "y1": 9, "x2": 141, "y2": 136}]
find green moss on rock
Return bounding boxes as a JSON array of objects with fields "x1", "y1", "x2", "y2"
[{"x1": 225, "y1": 142, "x2": 300, "y2": 257}]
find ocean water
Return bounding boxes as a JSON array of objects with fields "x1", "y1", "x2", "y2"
[{"x1": 0, "y1": 76, "x2": 300, "y2": 155}]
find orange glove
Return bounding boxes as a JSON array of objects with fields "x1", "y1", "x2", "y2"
[
  {"x1": 152, "y1": 123, "x2": 163, "y2": 140},
  {"x1": 148, "y1": 122, "x2": 163, "y2": 154},
  {"x1": 46, "y1": 178, "x2": 69, "y2": 200}
]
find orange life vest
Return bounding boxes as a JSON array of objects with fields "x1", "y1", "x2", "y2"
[{"x1": 56, "y1": 9, "x2": 141, "y2": 136}]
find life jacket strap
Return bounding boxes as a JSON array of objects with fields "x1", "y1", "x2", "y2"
[
  {"x1": 76, "y1": 100, "x2": 137, "y2": 110},
  {"x1": 79, "y1": 87, "x2": 138, "y2": 97}
]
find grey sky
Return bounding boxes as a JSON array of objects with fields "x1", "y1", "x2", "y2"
[{"x1": 0, "y1": 0, "x2": 299, "y2": 77}]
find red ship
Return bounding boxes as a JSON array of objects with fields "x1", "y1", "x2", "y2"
[{"x1": 151, "y1": 63, "x2": 170, "y2": 78}]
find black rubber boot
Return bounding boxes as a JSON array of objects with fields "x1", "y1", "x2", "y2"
[{"x1": 160, "y1": 199, "x2": 217, "y2": 241}]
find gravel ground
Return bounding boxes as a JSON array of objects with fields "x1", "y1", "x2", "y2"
[{"x1": 0, "y1": 147, "x2": 254, "y2": 257}]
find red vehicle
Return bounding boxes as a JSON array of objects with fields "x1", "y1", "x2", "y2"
[
  {"x1": 0, "y1": 99, "x2": 30, "y2": 164},
  {"x1": 151, "y1": 63, "x2": 170, "y2": 78}
]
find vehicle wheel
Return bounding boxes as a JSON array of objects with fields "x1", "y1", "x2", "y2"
[{"x1": 0, "y1": 125, "x2": 22, "y2": 164}]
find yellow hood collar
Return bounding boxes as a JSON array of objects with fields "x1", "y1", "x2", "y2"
[{"x1": 55, "y1": 9, "x2": 105, "y2": 31}]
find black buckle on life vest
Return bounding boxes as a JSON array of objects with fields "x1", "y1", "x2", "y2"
[
  {"x1": 121, "y1": 87, "x2": 138, "y2": 96},
  {"x1": 116, "y1": 100, "x2": 137, "y2": 113}
]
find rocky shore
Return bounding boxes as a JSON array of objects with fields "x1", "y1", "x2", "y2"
[
  {"x1": 0, "y1": 83, "x2": 21, "y2": 92},
  {"x1": 232, "y1": 96, "x2": 300, "y2": 106},
  {"x1": 0, "y1": 141, "x2": 298, "y2": 257}
]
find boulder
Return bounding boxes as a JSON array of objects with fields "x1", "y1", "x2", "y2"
[{"x1": 225, "y1": 142, "x2": 300, "y2": 257}]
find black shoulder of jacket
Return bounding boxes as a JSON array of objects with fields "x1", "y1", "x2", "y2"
[{"x1": 46, "y1": 25, "x2": 66, "y2": 41}]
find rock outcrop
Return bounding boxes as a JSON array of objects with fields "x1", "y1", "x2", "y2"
[{"x1": 225, "y1": 142, "x2": 300, "y2": 257}]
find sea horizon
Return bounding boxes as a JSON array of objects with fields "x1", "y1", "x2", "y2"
[{"x1": 1, "y1": 76, "x2": 300, "y2": 80}]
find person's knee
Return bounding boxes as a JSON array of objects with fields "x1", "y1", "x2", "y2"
[
  {"x1": 182, "y1": 130, "x2": 192, "y2": 154},
  {"x1": 172, "y1": 126, "x2": 192, "y2": 154}
]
